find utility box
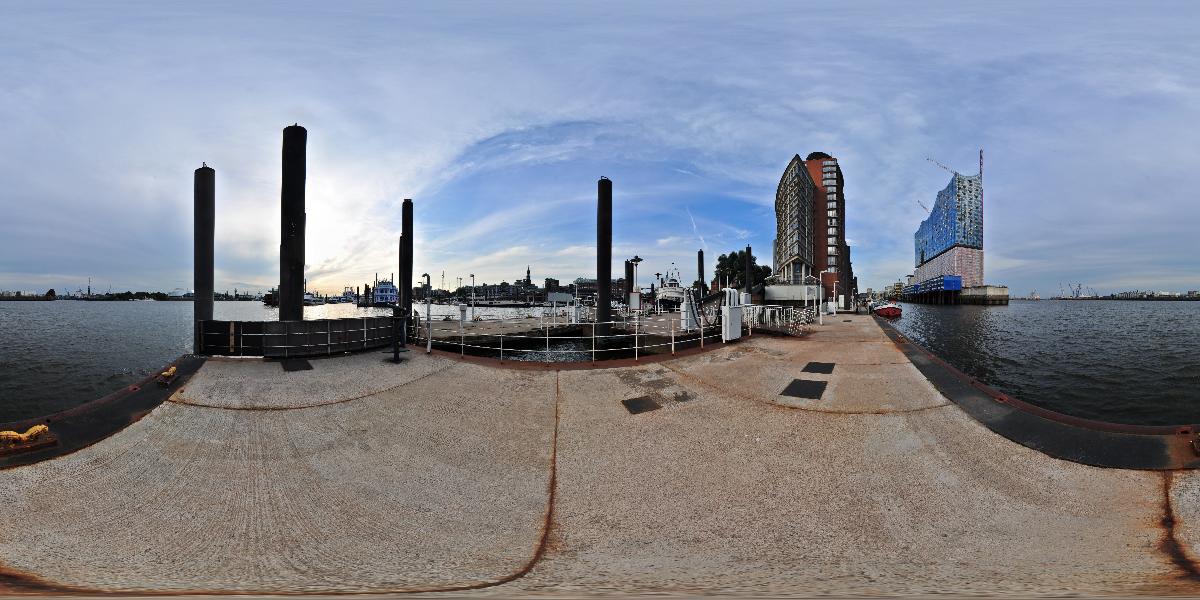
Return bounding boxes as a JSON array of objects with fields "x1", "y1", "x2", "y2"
[{"x1": 720, "y1": 288, "x2": 742, "y2": 342}]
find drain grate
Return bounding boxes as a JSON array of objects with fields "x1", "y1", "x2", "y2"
[
  {"x1": 280, "y1": 358, "x2": 313, "y2": 372},
  {"x1": 622, "y1": 396, "x2": 662, "y2": 414},
  {"x1": 802, "y1": 362, "x2": 835, "y2": 374},
  {"x1": 780, "y1": 379, "x2": 827, "y2": 399}
]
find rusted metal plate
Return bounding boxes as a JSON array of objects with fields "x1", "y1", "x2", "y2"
[
  {"x1": 622, "y1": 396, "x2": 661, "y2": 414},
  {"x1": 802, "y1": 361, "x2": 835, "y2": 374},
  {"x1": 780, "y1": 379, "x2": 826, "y2": 399}
]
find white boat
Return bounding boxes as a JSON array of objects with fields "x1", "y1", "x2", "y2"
[
  {"x1": 303, "y1": 292, "x2": 324, "y2": 306},
  {"x1": 656, "y1": 264, "x2": 687, "y2": 311}
]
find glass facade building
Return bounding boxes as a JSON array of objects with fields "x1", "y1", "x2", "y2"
[{"x1": 914, "y1": 173, "x2": 982, "y2": 267}]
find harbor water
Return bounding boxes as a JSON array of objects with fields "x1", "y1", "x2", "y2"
[
  {"x1": 0, "y1": 300, "x2": 539, "y2": 422},
  {"x1": 888, "y1": 299, "x2": 1200, "y2": 426},
  {"x1": 2, "y1": 299, "x2": 1198, "y2": 425}
]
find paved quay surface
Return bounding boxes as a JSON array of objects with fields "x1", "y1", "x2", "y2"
[{"x1": 1, "y1": 314, "x2": 1198, "y2": 596}]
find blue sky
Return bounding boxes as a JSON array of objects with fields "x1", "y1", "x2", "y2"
[{"x1": 2, "y1": 1, "x2": 1198, "y2": 296}]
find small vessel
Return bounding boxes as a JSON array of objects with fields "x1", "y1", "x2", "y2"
[
  {"x1": 303, "y1": 292, "x2": 324, "y2": 306},
  {"x1": 372, "y1": 280, "x2": 399, "y2": 307},
  {"x1": 873, "y1": 303, "x2": 902, "y2": 319},
  {"x1": 656, "y1": 264, "x2": 687, "y2": 311},
  {"x1": 263, "y1": 288, "x2": 278, "y2": 307}
]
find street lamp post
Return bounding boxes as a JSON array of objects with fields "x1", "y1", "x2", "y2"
[
  {"x1": 630, "y1": 255, "x2": 643, "y2": 311},
  {"x1": 423, "y1": 273, "x2": 432, "y2": 354},
  {"x1": 470, "y1": 273, "x2": 476, "y2": 321},
  {"x1": 816, "y1": 269, "x2": 832, "y2": 325}
]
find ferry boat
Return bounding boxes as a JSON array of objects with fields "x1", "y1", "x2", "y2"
[
  {"x1": 873, "y1": 302, "x2": 902, "y2": 319},
  {"x1": 372, "y1": 280, "x2": 399, "y2": 307},
  {"x1": 656, "y1": 264, "x2": 687, "y2": 311}
]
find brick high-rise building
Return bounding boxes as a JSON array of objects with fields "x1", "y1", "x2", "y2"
[
  {"x1": 772, "y1": 155, "x2": 817, "y2": 285},
  {"x1": 772, "y1": 152, "x2": 856, "y2": 308}
]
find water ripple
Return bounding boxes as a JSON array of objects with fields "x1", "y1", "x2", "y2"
[{"x1": 889, "y1": 300, "x2": 1200, "y2": 425}]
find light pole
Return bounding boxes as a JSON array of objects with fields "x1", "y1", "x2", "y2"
[
  {"x1": 423, "y1": 273, "x2": 432, "y2": 353},
  {"x1": 630, "y1": 255, "x2": 643, "y2": 311},
  {"x1": 470, "y1": 273, "x2": 476, "y2": 320},
  {"x1": 816, "y1": 269, "x2": 832, "y2": 325}
]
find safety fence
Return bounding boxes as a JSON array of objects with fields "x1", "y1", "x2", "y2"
[
  {"x1": 409, "y1": 315, "x2": 727, "y2": 362},
  {"x1": 742, "y1": 304, "x2": 814, "y2": 336},
  {"x1": 196, "y1": 304, "x2": 813, "y2": 360},
  {"x1": 196, "y1": 316, "x2": 397, "y2": 358}
]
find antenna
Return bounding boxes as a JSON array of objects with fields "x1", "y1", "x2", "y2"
[{"x1": 917, "y1": 200, "x2": 931, "y2": 214}]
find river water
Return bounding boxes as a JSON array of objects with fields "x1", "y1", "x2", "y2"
[
  {"x1": 887, "y1": 300, "x2": 1200, "y2": 426},
  {"x1": 2, "y1": 299, "x2": 1197, "y2": 425},
  {"x1": 0, "y1": 300, "x2": 539, "y2": 422}
]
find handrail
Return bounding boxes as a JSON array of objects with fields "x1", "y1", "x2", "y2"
[{"x1": 409, "y1": 315, "x2": 726, "y2": 363}]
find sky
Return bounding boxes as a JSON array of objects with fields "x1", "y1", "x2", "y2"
[{"x1": 2, "y1": 1, "x2": 1199, "y2": 297}]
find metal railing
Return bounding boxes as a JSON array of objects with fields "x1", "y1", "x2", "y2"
[
  {"x1": 742, "y1": 304, "x2": 814, "y2": 336},
  {"x1": 410, "y1": 313, "x2": 726, "y2": 363},
  {"x1": 197, "y1": 316, "x2": 396, "y2": 357}
]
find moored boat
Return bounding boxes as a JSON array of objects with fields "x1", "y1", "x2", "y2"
[
  {"x1": 656, "y1": 264, "x2": 686, "y2": 311},
  {"x1": 873, "y1": 303, "x2": 902, "y2": 319}
]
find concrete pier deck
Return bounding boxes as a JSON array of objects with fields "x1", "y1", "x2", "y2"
[{"x1": 1, "y1": 315, "x2": 1198, "y2": 596}]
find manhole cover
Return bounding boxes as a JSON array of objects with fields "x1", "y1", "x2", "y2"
[
  {"x1": 622, "y1": 396, "x2": 661, "y2": 414},
  {"x1": 280, "y1": 358, "x2": 313, "y2": 372},
  {"x1": 780, "y1": 379, "x2": 827, "y2": 399},
  {"x1": 802, "y1": 362, "x2": 835, "y2": 374}
]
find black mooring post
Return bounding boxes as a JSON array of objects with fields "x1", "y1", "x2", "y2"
[
  {"x1": 697, "y1": 249, "x2": 705, "y2": 294},
  {"x1": 400, "y1": 234, "x2": 410, "y2": 357},
  {"x1": 401, "y1": 199, "x2": 414, "y2": 344},
  {"x1": 279, "y1": 124, "x2": 307, "y2": 321},
  {"x1": 743, "y1": 245, "x2": 753, "y2": 294},
  {"x1": 193, "y1": 163, "x2": 215, "y2": 353},
  {"x1": 597, "y1": 177, "x2": 612, "y2": 335}
]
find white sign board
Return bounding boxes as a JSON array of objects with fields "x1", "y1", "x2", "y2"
[{"x1": 764, "y1": 284, "x2": 818, "y2": 302}]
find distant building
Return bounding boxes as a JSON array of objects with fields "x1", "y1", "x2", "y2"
[
  {"x1": 803, "y1": 152, "x2": 855, "y2": 304},
  {"x1": 771, "y1": 152, "x2": 857, "y2": 307},
  {"x1": 913, "y1": 170, "x2": 984, "y2": 287},
  {"x1": 545, "y1": 277, "x2": 560, "y2": 292},
  {"x1": 772, "y1": 154, "x2": 817, "y2": 285}
]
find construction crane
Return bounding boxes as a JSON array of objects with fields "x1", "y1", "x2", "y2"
[
  {"x1": 926, "y1": 157, "x2": 961, "y2": 177},
  {"x1": 916, "y1": 200, "x2": 930, "y2": 214}
]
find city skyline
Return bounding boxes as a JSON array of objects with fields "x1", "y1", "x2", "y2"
[{"x1": 3, "y1": 2, "x2": 1199, "y2": 296}]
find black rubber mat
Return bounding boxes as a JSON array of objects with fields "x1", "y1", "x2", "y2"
[
  {"x1": 622, "y1": 396, "x2": 661, "y2": 414},
  {"x1": 802, "y1": 362, "x2": 835, "y2": 374},
  {"x1": 280, "y1": 358, "x2": 313, "y2": 372},
  {"x1": 781, "y1": 379, "x2": 827, "y2": 399}
]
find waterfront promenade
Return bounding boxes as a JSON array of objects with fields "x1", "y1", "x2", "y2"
[{"x1": 1, "y1": 315, "x2": 1198, "y2": 595}]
